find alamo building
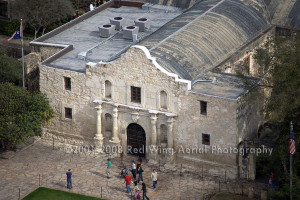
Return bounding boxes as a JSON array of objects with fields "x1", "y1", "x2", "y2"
[{"x1": 24, "y1": 0, "x2": 300, "y2": 180}]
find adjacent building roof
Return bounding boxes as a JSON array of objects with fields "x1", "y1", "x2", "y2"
[
  {"x1": 265, "y1": 0, "x2": 300, "y2": 28},
  {"x1": 144, "y1": 0, "x2": 197, "y2": 9},
  {"x1": 191, "y1": 72, "x2": 260, "y2": 99},
  {"x1": 32, "y1": 0, "x2": 271, "y2": 98},
  {"x1": 39, "y1": 4, "x2": 182, "y2": 72},
  {"x1": 139, "y1": 0, "x2": 270, "y2": 80}
]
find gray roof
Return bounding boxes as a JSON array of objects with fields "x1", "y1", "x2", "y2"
[
  {"x1": 265, "y1": 0, "x2": 300, "y2": 28},
  {"x1": 145, "y1": 0, "x2": 197, "y2": 9},
  {"x1": 191, "y1": 72, "x2": 260, "y2": 99},
  {"x1": 40, "y1": 5, "x2": 182, "y2": 72},
  {"x1": 32, "y1": 0, "x2": 270, "y2": 98},
  {"x1": 139, "y1": 0, "x2": 270, "y2": 80},
  {"x1": 289, "y1": 0, "x2": 300, "y2": 28}
]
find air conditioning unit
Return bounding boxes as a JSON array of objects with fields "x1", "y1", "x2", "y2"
[
  {"x1": 134, "y1": 18, "x2": 151, "y2": 32},
  {"x1": 123, "y1": 26, "x2": 139, "y2": 40},
  {"x1": 99, "y1": 24, "x2": 116, "y2": 38},
  {"x1": 109, "y1": 17, "x2": 126, "y2": 30}
]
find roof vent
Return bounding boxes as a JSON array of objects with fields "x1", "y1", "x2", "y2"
[
  {"x1": 134, "y1": 18, "x2": 151, "y2": 32},
  {"x1": 123, "y1": 26, "x2": 139, "y2": 40},
  {"x1": 99, "y1": 24, "x2": 116, "y2": 38},
  {"x1": 109, "y1": 17, "x2": 126, "y2": 30}
]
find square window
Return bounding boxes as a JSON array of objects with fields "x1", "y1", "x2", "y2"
[
  {"x1": 65, "y1": 107, "x2": 72, "y2": 119},
  {"x1": 202, "y1": 133, "x2": 210, "y2": 145},
  {"x1": 131, "y1": 86, "x2": 141, "y2": 103},
  {"x1": 200, "y1": 101, "x2": 207, "y2": 115},
  {"x1": 64, "y1": 77, "x2": 71, "y2": 90}
]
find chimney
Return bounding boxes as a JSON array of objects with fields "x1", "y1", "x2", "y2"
[
  {"x1": 134, "y1": 18, "x2": 151, "y2": 32},
  {"x1": 99, "y1": 24, "x2": 116, "y2": 38},
  {"x1": 109, "y1": 17, "x2": 126, "y2": 30},
  {"x1": 123, "y1": 26, "x2": 139, "y2": 40}
]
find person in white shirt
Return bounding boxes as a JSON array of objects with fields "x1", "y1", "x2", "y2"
[
  {"x1": 151, "y1": 169, "x2": 158, "y2": 190},
  {"x1": 131, "y1": 160, "x2": 137, "y2": 179},
  {"x1": 90, "y1": 3, "x2": 94, "y2": 11}
]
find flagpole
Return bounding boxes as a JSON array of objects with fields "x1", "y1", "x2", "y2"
[
  {"x1": 290, "y1": 121, "x2": 293, "y2": 200},
  {"x1": 21, "y1": 19, "x2": 25, "y2": 89}
]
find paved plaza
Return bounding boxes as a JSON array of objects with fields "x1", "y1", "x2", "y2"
[{"x1": 0, "y1": 139, "x2": 266, "y2": 200}]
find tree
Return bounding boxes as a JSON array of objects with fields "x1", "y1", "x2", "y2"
[
  {"x1": 13, "y1": 0, "x2": 74, "y2": 38},
  {"x1": 252, "y1": 30, "x2": 300, "y2": 198},
  {"x1": 254, "y1": 32, "x2": 300, "y2": 122},
  {"x1": 0, "y1": 48, "x2": 23, "y2": 86},
  {"x1": 71, "y1": 0, "x2": 90, "y2": 12},
  {"x1": 0, "y1": 83, "x2": 54, "y2": 149}
]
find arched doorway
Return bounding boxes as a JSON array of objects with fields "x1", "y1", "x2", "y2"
[{"x1": 127, "y1": 123, "x2": 146, "y2": 157}]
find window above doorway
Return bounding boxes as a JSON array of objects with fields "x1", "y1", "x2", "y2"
[{"x1": 131, "y1": 86, "x2": 141, "y2": 103}]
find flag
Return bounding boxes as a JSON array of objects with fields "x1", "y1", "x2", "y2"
[
  {"x1": 289, "y1": 129, "x2": 296, "y2": 155},
  {"x1": 4, "y1": 26, "x2": 22, "y2": 42}
]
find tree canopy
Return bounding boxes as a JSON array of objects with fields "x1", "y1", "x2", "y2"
[
  {"x1": 0, "y1": 83, "x2": 54, "y2": 149},
  {"x1": 254, "y1": 32, "x2": 300, "y2": 122},
  {"x1": 13, "y1": 0, "x2": 74, "y2": 38},
  {"x1": 253, "y1": 30, "x2": 300, "y2": 199},
  {"x1": 0, "y1": 48, "x2": 23, "y2": 86}
]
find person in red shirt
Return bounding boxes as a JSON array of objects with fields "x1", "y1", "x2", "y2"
[{"x1": 124, "y1": 173, "x2": 132, "y2": 193}]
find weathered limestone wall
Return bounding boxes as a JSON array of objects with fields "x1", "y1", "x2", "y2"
[
  {"x1": 31, "y1": 45, "x2": 63, "y2": 61},
  {"x1": 174, "y1": 91, "x2": 239, "y2": 178},
  {"x1": 87, "y1": 47, "x2": 182, "y2": 113},
  {"x1": 24, "y1": 52, "x2": 41, "y2": 73},
  {"x1": 40, "y1": 47, "x2": 186, "y2": 147},
  {"x1": 237, "y1": 90, "x2": 264, "y2": 142},
  {"x1": 39, "y1": 46, "x2": 262, "y2": 179},
  {"x1": 40, "y1": 66, "x2": 96, "y2": 142}
]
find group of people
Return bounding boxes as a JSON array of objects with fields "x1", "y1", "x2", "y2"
[
  {"x1": 65, "y1": 156, "x2": 158, "y2": 199},
  {"x1": 121, "y1": 156, "x2": 158, "y2": 200}
]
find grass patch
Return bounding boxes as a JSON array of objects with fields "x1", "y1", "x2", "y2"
[
  {"x1": 23, "y1": 187, "x2": 104, "y2": 200},
  {"x1": 212, "y1": 193, "x2": 254, "y2": 200}
]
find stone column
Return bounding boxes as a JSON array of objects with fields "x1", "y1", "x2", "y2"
[
  {"x1": 110, "y1": 106, "x2": 120, "y2": 143},
  {"x1": 149, "y1": 113, "x2": 158, "y2": 163},
  {"x1": 165, "y1": 117, "x2": 175, "y2": 166},
  {"x1": 150, "y1": 114, "x2": 157, "y2": 146},
  {"x1": 94, "y1": 104, "x2": 104, "y2": 150},
  {"x1": 167, "y1": 117, "x2": 174, "y2": 149}
]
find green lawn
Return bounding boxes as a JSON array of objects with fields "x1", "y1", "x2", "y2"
[
  {"x1": 212, "y1": 193, "x2": 254, "y2": 200},
  {"x1": 23, "y1": 187, "x2": 104, "y2": 200}
]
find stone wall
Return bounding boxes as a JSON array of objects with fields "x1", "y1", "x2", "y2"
[
  {"x1": 31, "y1": 45, "x2": 63, "y2": 61},
  {"x1": 40, "y1": 47, "x2": 186, "y2": 149},
  {"x1": 39, "y1": 46, "x2": 263, "y2": 179},
  {"x1": 174, "y1": 90, "x2": 239, "y2": 178}
]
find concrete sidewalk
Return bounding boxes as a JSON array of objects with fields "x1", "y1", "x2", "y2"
[{"x1": 0, "y1": 139, "x2": 266, "y2": 200}]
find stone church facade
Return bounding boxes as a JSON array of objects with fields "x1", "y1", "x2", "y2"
[
  {"x1": 26, "y1": 0, "x2": 299, "y2": 179},
  {"x1": 39, "y1": 45, "x2": 262, "y2": 179}
]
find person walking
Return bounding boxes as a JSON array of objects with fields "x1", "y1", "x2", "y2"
[
  {"x1": 124, "y1": 173, "x2": 132, "y2": 193},
  {"x1": 132, "y1": 160, "x2": 137, "y2": 179},
  {"x1": 89, "y1": 3, "x2": 94, "y2": 11},
  {"x1": 107, "y1": 158, "x2": 111, "y2": 178},
  {"x1": 66, "y1": 169, "x2": 72, "y2": 189},
  {"x1": 269, "y1": 171, "x2": 275, "y2": 189},
  {"x1": 133, "y1": 178, "x2": 140, "y2": 191},
  {"x1": 132, "y1": 189, "x2": 142, "y2": 200},
  {"x1": 142, "y1": 182, "x2": 150, "y2": 200},
  {"x1": 138, "y1": 155, "x2": 143, "y2": 166},
  {"x1": 137, "y1": 166, "x2": 144, "y2": 183},
  {"x1": 151, "y1": 169, "x2": 157, "y2": 190}
]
